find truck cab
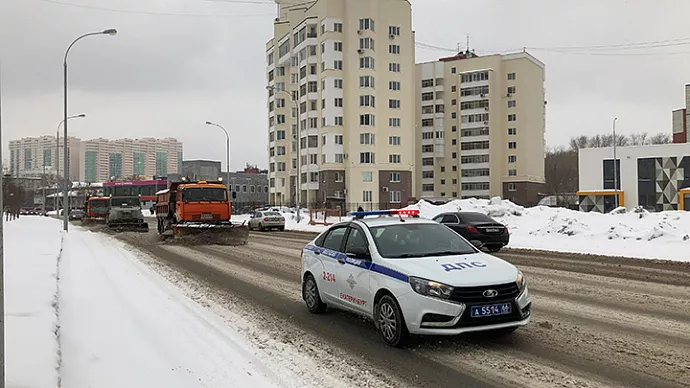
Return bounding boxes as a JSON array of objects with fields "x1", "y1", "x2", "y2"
[{"x1": 175, "y1": 181, "x2": 233, "y2": 223}]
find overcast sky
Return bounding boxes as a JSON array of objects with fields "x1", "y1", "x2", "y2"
[{"x1": 1, "y1": 0, "x2": 689, "y2": 171}]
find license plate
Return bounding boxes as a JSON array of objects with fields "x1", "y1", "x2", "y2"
[
  {"x1": 471, "y1": 303, "x2": 512, "y2": 318},
  {"x1": 485, "y1": 228, "x2": 500, "y2": 233},
  {"x1": 200, "y1": 214, "x2": 213, "y2": 220}
]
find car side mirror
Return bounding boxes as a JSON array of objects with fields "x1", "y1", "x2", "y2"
[
  {"x1": 347, "y1": 246, "x2": 370, "y2": 259},
  {"x1": 470, "y1": 240, "x2": 483, "y2": 249}
]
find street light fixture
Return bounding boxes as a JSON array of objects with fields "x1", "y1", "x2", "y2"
[
  {"x1": 63, "y1": 29, "x2": 117, "y2": 232},
  {"x1": 266, "y1": 85, "x2": 301, "y2": 222},
  {"x1": 205, "y1": 121, "x2": 231, "y2": 190}
]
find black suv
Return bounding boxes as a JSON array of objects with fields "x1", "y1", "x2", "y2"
[{"x1": 432, "y1": 212, "x2": 509, "y2": 252}]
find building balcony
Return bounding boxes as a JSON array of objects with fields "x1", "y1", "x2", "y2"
[{"x1": 461, "y1": 176, "x2": 490, "y2": 183}]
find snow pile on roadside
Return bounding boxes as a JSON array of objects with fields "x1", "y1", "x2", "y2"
[
  {"x1": 5, "y1": 217, "x2": 62, "y2": 388},
  {"x1": 404, "y1": 198, "x2": 690, "y2": 262},
  {"x1": 5, "y1": 217, "x2": 326, "y2": 387}
]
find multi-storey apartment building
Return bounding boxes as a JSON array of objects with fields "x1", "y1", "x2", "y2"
[
  {"x1": 266, "y1": 0, "x2": 416, "y2": 210},
  {"x1": 8, "y1": 136, "x2": 81, "y2": 181},
  {"x1": 672, "y1": 84, "x2": 689, "y2": 144},
  {"x1": 415, "y1": 50, "x2": 546, "y2": 206},
  {"x1": 80, "y1": 137, "x2": 183, "y2": 182}
]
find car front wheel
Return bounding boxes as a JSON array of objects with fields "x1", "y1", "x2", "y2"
[
  {"x1": 302, "y1": 274, "x2": 326, "y2": 314},
  {"x1": 375, "y1": 295, "x2": 408, "y2": 347}
]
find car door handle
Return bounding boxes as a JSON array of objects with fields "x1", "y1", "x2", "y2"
[{"x1": 337, "y1": 258, "x2": 346, "y2": 265}]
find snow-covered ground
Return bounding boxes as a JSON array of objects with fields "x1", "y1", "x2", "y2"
[
  {"x1": 254, "y1": 199, "x2": 690, "y2": 262},
  {"x1": 4, "y1": 217, "x2": 324, "y2": 387}
]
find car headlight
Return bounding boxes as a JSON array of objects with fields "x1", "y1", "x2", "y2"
[
  {"x1": 409, "y1": 277, "x2": 454, "y2": 299},
  {"x1": 516, "y1": 270, "x2": 526, "y2": 291}
]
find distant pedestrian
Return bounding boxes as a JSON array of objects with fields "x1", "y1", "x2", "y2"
[{"x1": 357, "y1": 206, "x2": 364, "y2": 212}]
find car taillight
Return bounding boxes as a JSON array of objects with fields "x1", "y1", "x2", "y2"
[
  {"x1": 466, "y1": 226, "x2": 479, "y2": 233},
  {"x1": 281, "y1": 218, "x2": 285, "y2": 222},
  {"x1": 264, "y1": 218, "x2": 269, "y2": 221}
]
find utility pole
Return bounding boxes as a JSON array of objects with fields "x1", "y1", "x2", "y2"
[
  {"x1": 612, "y1": 118, "x2": 619, "y2": 208},
  {"x1": 0, "y1": 60, "x2": 6, "y2": 388}
]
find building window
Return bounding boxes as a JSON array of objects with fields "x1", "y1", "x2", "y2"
[
  {"x1": 451, "y1": 112, "x2": 457, "y2": 119},
  {"x1": 242, "y1": 185, "x2": 247, "y2": 193},
  {"x1": 452, "y1": 179, "x2": 458, "y2": 184},
  {"x1": 461, "y1": 154, "x2": 490, "y2": 164},
  {"x1": 389, "y1": 136, "x2": 401, "y2": 145},
  {"x1": 508, "y1": 155, "x2": 517, "y2": 163},
  {"x1": 360, "y1": 152, "x2": 375, "y2": 164},
  {"x1": 359, "y1": 75, "x2": 375, "y2": 88},
  {"x1": 335, "y1": 135, "x2": 343, "y2": 144},
  {"x1": 422, "y1": 158, "x2": 434, "y2": 166},
  {"x1": 440, "y1": 166, "x2": 445, "y2": 172},
  {"x1": 422, "y1": 171, "x2": 434, "y2": 179},
  {"x1": 452, "y1": 125, "x2": 457, "y2": 132},
  {"x1": 508, "y1": 142, "x2": 517, "y2": 149},
  {"x1": 461, "y1": 71, "x2": 489, "y2": 83},
  {"x1": 451, "y1": 85, "x2": 457, "y2": 92},
  {"x1": 363, "y1": 190, "x2": 373, "y2": 202},
  {"x1": 421, "y1": 79, "x2": 434, "y2": 88},
  {"x1": 334, "y1": 79, "x2": 343, "y2": 89},
  {"x1": 334, "y1": 22, "x2": 343, "y2": 32},
  {"x1": 603, "y1": 159, "x2": 621, "y2": 190},
  {"x1": 389, "y1": 63, "x2": 400, "y2": 73},
  {"x1": 508, "y1": 183, "x2": 517, "y2": 192},
  {"x1": 335, "y1": 116, "x2": 343, "y2": 126},
  {"x1": 508, "y1": 169, "x2": 517, "y2": 176},
  {"x1": 389, "y1": 191, "x2": 401, "y2": 203},
  {"x1": 462, "y1": 168, "x2": 490, "y2": 177},
  {"x1": 389, "y1": 154, "x2": 401, "y2": 164},
  {"x1": 359, "y1": 56, "x2": 375, "y2": 69},
  {"x1": 422, "y1": 184, "x2": 435, "y2": 192},
  {"x1": 360, "y1": 95, "x2": 376, "y2": 107},
  {"x1": 389, "y1": 81, "x2": 401, "y2": 91},
  {"x1": 421, "y1": 118, "x2": 434, "y2": 127},
  {"x1": 422, "y1": 145, "x2": 434, "y2": 153},
  {"x1": 359, "y1": 114, "x2": 375, "y2": 126},
  {"x1": 359, "y1": 18, "x2": 375, "y2": 31},
  {"x1": 421, "y1": 132, "x2": 434, "y2": 140},
  {"x1": 389, "y1": 118, "x2": 401, "y2": 127},
  {"x1": 440, "y1": 179, "x2": 446, "y2": 185},
  {"x1": 452, "y1": 152, "x2": 457, "y2": 159},
  {"x1": 451, "y1": 67, "x2": 456, "y2": 74},
  {"x1": 451, "y1": 139, "x2": 457, "y2": 145},
  {"x1": 462, "y1": 182, "x2": 490, "y2": 191},
  {"x1": 335, "y1": 171, "x2": 344, "y2": 182},
  {"x1": 360, "y1": 133, "x2": 375, "y2": 145},
  {"x1": 508, "y1": 100, "x2": 516, "y2": 108},
  {"x1": 334, "y1": 98, "x2": 343, "y2": 107},
  {"x1": 421, "y1": 92, "x2": 434, "y2": 101},
  {"x1": 359, "y1": 37, "x2": 375, "y2": 50},
  {"x1": 334, "y1": 41, "x2": 343, "y2": 51},
  {"x1": 461, "y1": 141, "x2": 490, "y2": 150},
  {"x1": 389, "y1": 99, "x2": 401, "y2": 109},
  {"x1": 460, "y1": 100, "x2": 490, "y2": 110},
  {"x1": 335, "y1": 153, "x2": 344, "y2": 163},
  {"x1": 362, "y1": 171, "x2": 373, "y2": 182},
  {"x1": 389, "y1": 44, "x2": 400, "y2": 54},
  {"x1": 333, "y1": 60, "x2": 343, "y2": 70},
  {"x1": 508, "y1": 127, "x2": 517, "y2": 136},
  {"x1": 508, "y1": 114, "x2": 516, "y2": 122},
  {"x1": 388, "y1": 26, "x2": 400, "y2": 36},
  {"x1": 507, "y1": 86, "x2": 516, "y2": 95},
  {"x1": 508, "y1": 72, "x2": 516, "y2": 80},
  {"x1": 389, "y1": 172, "x2": 401, "y2": 182},
  {"x1": 277, "y1": 146, "x2": 286, "y2": 155}
]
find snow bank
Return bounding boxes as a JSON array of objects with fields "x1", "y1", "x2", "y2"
[
  {"x1": 266, "y1": 197, "x2": 690, "y2": 261},
  {"x1": 5, "y1": 217, "x2": 62, "y2": 388},
  {"x1": 5, "y1": 217, "x2": 312, "y2": 387}
]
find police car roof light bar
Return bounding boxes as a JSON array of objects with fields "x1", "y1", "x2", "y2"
[{"x1": 351, "y1": 209, "x2": 420, "y2": 219}]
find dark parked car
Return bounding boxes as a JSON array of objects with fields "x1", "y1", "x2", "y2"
[
  {"x1": 69, "y1": 209, "x2": 85, "y2": 221},
  {"x1": 432, "y1": 212, "x2": 509, "y2": 252}
]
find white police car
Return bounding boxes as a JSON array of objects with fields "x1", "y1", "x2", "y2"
[{"x1": 300, "y1": 209, "x2": 531, "y2": 347}]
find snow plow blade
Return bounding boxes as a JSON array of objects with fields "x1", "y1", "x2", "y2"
[{"x1": 171, "y1": 223, "x2": 249, "y2": 246}]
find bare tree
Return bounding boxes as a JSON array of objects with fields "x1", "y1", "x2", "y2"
[
  {"x1": 588, "y1": 134, "x2": 604, "y2": 148},
  {"x1": 629, "y1": 132, "x2": 649, "y2": 146},
  {"x1": 569, "y1": 135, "x2": 589, "y2": 151},
  {"x1": 614, "y1": 133, "x2": 629, "y2": 147},
  {"x1": 601, "y1": 134, "x2": 614, "y2": 147},
  {"x1": 544, "y1": 147, "x2": 579, "y2": 198},
  {"x1": 649, "y1": 132, "x2": 672, "y2": 145}
]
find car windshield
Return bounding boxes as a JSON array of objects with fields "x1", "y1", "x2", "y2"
[
  {"x1": 90, "y1": 200, "x2": 108, "y2": 208},
  {"x1": 263, "y1": 212, "x2": 281, "y2": 217},
  {"x1": 461, "y1": 212, "x2": 497, "y2": 223},
  {"x1": 182, "y1": 188, "x2": 227, "y2": 202},
  {"x1": 111, "y1": 197, "x2": 141, "y2": 207},
  {"x1": 370, "y1": 223, "x2": 477, "y2": 259}
]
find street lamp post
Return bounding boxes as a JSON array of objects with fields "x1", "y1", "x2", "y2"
[
  {"x1": 612, "y1": 117, "x2": 619, "y2": 209},
  {"x1": 56, "y1": 114, "x2": 85, "y2": 214},
  {"x1": 63, "y1": 29, "x2": 117, "y2": 232},
  {"x1": 266, "y1": 85, "x2": 301, "y2": 223},
  {"x1": 205, "y1": 121, "x2": 230, "y2": 190}
]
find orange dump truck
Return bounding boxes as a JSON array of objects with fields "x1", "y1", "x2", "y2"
[
  {"x1": 82, "y1": 196, "x2": 110, "y2": 224},
  {"x1": 155, "y1": 179, "x2": 249, "y2": 245}
]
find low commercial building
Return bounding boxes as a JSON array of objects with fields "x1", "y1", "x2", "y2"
[
  {"x1": 578, "y1": 143, "x2": 690, "y2": 212},
  {"x1": 226, "y1": 168, "x2": 269, "y2": 214},
  {"x1": 182, "y1": 160, "x2": 222, "y2": 181}
]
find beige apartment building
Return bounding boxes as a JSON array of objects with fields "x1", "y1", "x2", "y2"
[
  {"x1": 415, "y1": 51, "x2": 546, "y2": 206},
  {"x1": 266, "y1": 0, "x2": 416, "y2": 210},
  {"x1": 80, "y1": 137, "x2": 183, "y2": 183},
  {"x1": 8, "y1": 136, "x2": 82, "y2": 181}
]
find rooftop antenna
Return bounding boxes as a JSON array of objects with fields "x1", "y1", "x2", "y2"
[{"x1": 466, "y1": 34, "x2": 470, "y2": 54}]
